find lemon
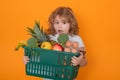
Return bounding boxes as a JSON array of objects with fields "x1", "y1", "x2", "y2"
[{"x1": 41, "y1": 42, "x2": 52, "y2": 50}]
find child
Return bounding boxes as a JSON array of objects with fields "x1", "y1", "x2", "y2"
[
  {"x1": 47, "y1": 7, "x2": 87, "y2": 66},
  {"x1": 24, "y1": 7, "x2": 87, "y2": 80}
]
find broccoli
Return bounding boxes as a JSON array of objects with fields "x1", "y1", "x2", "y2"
[{"x1": 57, "y1": 34, "x2": 69, "y2": 47}]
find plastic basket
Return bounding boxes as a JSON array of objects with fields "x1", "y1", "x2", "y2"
[{"x1": 23, "y1": 46, "x2": 80, "y2": 80}]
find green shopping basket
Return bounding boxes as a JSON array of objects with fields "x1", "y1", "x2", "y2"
[{"x1": 23, "y1": 46, "x2": 80, "y2": 80}]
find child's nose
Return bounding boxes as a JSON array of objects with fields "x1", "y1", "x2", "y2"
[{"x1": 58, "y1": 23, "x2": 62, "y2": 28}]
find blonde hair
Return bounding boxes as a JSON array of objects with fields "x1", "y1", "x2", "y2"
[{"x1": 47, "y1": 7, "x2": 79, "y2": 35}]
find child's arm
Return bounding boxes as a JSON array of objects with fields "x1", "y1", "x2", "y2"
[
  {"x1": 71, "y1": 47, "x2": 87, "y2": 66},
  {"x1": 23, "y1": 56, "x2": 29, "y2": 64}
]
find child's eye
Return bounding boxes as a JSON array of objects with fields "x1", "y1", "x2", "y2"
[
  {"x1": 63, "y1": 22, "x2": 66, "y2": 24},
  {"x1": 55, "y1": 22, "x2": 59, "y2": 24}
]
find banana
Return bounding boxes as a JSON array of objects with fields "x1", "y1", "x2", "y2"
[{"x1": 15, "y1": 40, "x2": 27, "y2": 51}]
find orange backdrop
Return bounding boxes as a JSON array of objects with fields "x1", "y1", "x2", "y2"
[{"x1": 0, "y1": 0, "x2": 120, "y2": 80}]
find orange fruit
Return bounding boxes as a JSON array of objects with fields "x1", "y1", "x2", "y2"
[
  {"x1": 72, "y1": 41, "x2": 79, "y2": 49},
  {"x1": 65, "y1": 40, "x2": 72, "y2": 47},
  {"x1": 64, "y1": 47, "x2": 71, "y2": 52},
  {"x1": 71, "y1": 48, "x2": 77, "y2": 53}
]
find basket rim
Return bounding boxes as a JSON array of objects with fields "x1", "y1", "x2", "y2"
[{"x1": 23, "y1": 46, "x2": 79, "y2": 56}]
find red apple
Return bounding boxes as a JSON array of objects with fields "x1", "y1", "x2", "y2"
[{"x1": 52, "y1": 44, "x2": 63, "y2": 51}]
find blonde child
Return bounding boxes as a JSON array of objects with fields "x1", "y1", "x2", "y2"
[{"x1": 24, "y1": 7, "x2": 87, "y2": 80}]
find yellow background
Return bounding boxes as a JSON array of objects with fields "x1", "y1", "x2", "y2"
[{"x1": 0, "y1": 0, "x2": 120, "y2": 80}]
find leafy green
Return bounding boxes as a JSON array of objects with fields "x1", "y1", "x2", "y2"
[
  {"x1": 57, "y1": 34, "x2": 69, "y2": 47},
  {"x1": 27, "y1": 38, "x2": 38, "y2": 48}
]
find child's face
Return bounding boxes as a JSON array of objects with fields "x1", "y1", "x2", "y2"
[{"x1": 53, "y1": 15, "x2": 70, "y2": 34}]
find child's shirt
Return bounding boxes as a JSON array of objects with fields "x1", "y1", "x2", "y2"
[{"x1": 49, "y1": 34, "x2": 84, "y2": 47}]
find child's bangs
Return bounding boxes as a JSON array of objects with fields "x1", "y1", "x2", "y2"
[{"x1": 59, "y1": 14, "x2": 71, "y2": 22}]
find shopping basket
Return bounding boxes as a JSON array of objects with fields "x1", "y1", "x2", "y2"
[{"x1": 23, "y1": 46, "x2": 80, "y2": 80}]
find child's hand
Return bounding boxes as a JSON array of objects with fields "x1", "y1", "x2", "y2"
[
  {"x1": 23, "y1": 56, "x2": 29, "y2": 64},
  {"x1": 71, "y1": 52, "x2": 84, "y2": 66}
]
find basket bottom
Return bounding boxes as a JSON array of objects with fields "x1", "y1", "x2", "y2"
[{"x1": 26, "y1": 63, "x2": 78, "y2": 80}]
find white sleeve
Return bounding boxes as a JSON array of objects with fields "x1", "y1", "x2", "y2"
[{"x1": 48, "y1": 34, "x2": 59, "y2": 42}]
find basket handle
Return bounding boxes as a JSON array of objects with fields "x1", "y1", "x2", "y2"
[
  {"x1": 76, "y1": 50, "x2": 86, "y2": 57},
  {"x1": 24, "y1": 47, "x2": 31, "y2": 58},
  {"x1": 76, "y1": 53, "x2": 80, "y2": 57}
]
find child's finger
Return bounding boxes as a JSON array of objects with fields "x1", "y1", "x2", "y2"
[
  {"x1": 79, "y1": 52, "x2": 83, "y2": 56},
  {"x1": 24, "y1": 61, "x2": 29, "y2": 64},
  {"x1": 72, "y1": 56, "x2": 77, "y2": 59},
  {"x1": 71, "y1": 56, "x2": 78, "y2": 63},
  {"x1": 25, "y1": 60, "x2": 29, "y2": 63},
  {"x1": 71, "y1": 56, "x2": 77, "y2": 62},
  {"x1": 23, "y1": 56, "x2": 29, "y2": 64},
  {"x1": 71, "y1": 60, "x2": 78, "y2": 66},
  {"x1": 23, "y1": 56, "x2": 29, "y2": 60},
  {"x1": 71, "y1": 58, "x2": 76, "y2": 62},
  {"x1": 26, "y1": 57, "x2": 30, "y2": 60}
]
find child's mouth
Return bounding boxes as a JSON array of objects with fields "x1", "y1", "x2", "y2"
[{"x1": 58, "y1": 30, "x2": 63, "y2": 34}]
